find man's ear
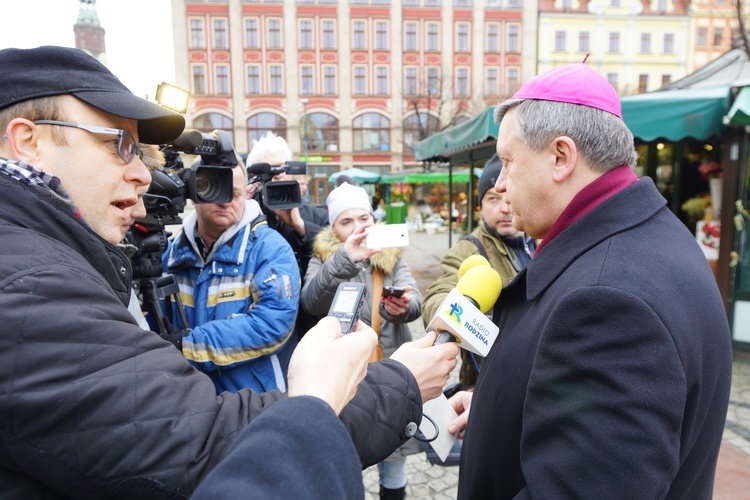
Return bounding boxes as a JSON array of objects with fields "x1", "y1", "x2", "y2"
[
  {"x1": 4, "y1": 119, "x2": 44, "y2": 167},
  {"x1": 551, "y1": 136, "x2": 577, "y2": 183}
]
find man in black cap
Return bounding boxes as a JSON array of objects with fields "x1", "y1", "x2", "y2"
[
  {"x1": 423, "y1": 154, "x2": 535, "y2": 388},
  {"x1": 0, "y1": 46, "x2": 458, "y2": 498}
]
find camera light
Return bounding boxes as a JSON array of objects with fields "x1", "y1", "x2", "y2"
[{"x1": 155, "y1": 82, "x2": 190, "y2": 114}]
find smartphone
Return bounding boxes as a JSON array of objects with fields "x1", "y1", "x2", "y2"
[
  {"x1": 328, "y1": 282, "x2": 367, "y2": 335},
  {"x1": 382, "y1": 286, "x2": 405, "y2": 298},
  {"x1": 366, "y1": 223, "x2": 409, "y2": 249}
]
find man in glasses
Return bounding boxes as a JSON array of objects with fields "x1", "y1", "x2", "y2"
[{"x1": 0, "y1": 45, "x2": 458, "y2": 498}]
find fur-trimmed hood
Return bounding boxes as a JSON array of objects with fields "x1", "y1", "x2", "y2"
[{"x1": 313, "y1": 225, "x2": 402, "y2": 275}]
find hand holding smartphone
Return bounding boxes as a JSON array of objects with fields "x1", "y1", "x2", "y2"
[{"x1": 366, "y1": 224, "x2": 409, "y2": 249}]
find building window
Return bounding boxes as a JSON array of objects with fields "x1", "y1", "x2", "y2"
[
  {"x1": 507, "y1": 0, "x2": 520, "y2": 6},
  {"x1": 269, "y1": 65, "x2": 283, "y2": 94},
  {"x1": 353, "y1": 113, "x2": 390, "y2": 152},
  {"x1": 554, "y1": 31, "x2": 566, "y2": 52},
  {"x1": 324, "y1": 66, "x2": 336, "y2": 95},
  {"x1": 247, "y1": 65, "x2": 260, "y2": 94},
  {"x1": 662, "y1": 74, "x2": 671, "y2": 87},
  {"x1": 195, "y1": 113, "x2": 233, "y2": 144},
  {"x1": 640, "y1": 33, "x2": 651, "y2": 53},
  {"x1": 697, "y1": 27, "x2": 707, "y2": 47},
  {"x1": 403, "y1": 113, "x2": 440, "y2": 154},
  {"x1": 322, "y1": 20, "x2": 335, "y2": 49},
  {"x1": 663, "y1": 33, "x2": 674, "y2": 54},
  {"x1": 486, "y1": 0, "x2": 500, "y2": 6},
  {"x1": 456, "y1": 23, "x2": 469, "y2": 52},
  {"x1": 655, "y1": 0, "x2": 667, "y2": 11},
  {"x1": 353, "y1": 21, "x2": 366, "y2": 50},
  {"x1": 192, "y1": 65, "x2": 206, "y2": 94},
  {"x1": 427, "y1": 23, "x2": 439, "y2": 51},
  {"x1": 268, "y1": 19, "x2": 282, "y2": 49},
  {"x1": 609, "y1": 32, "x2": 620, "y2": 52},
  {"x1": 354, "y1": 67, "x2": 366, "y2": 95},
  {"x1": 404, "y1": 0, "x2": 419, "y2": 4},
  {"x1": 486, "y1": 24, "x2": 498, "y2": 52},
  {"x1": 302, "y1": 112, "x2": 339, "y2": 152},
  {"x1": 245, "y1": 18, "x2": 259, "y2": 48},
  {"x1": 506, "y1": 67, "x2": 519, "y2": 95},
  {"x1": 611, "y1": 0, "x2": 620, "y2": 6},
  {"x1": 300, "y1": 20, "x2": 313, "y2": 49},
  {"x1": 454, "y1": 0, "x2": 472, "y2": 6},
  {"x1": 405, "y1": 67, "x2": 418, "y2": 96},
  {"x1": 456, "y1": 67, "x2": 468, "y2": 97},
  {"x1": 190, "y1": 19, "x2": 205, "y2": 49},
  {"x1": 607, "y1": 72, "x2": 618, "y2": 93},
  {"x1": 375, "y1": 22, "x2": 388, "y2": 50},
  {"x1": 248, "y1": 113, "x2": 286, "y2": 150},
  {"x1": 578, "y1": 31, "x2": 590, "y2": 52},
  {"x1": 714, "y1": 28, "x2": 723, "y2": 47},
  {"x1": 507, "y1": 24, "x2": 519, "y2": 52},
  {"x1": 213, "y1": 19, "x2": 228, "y2": 49},
  {"x1": 301, "y1": 66, "x2": 314, "y2": 95},
  {"x1": 638, "y1": 74, "x2": 648, "y2": 93},
  {"x1": 405, "y1": 22, "x2": 417, "y2": 51},
  {"x1": 376, "y1": 66, "x2": 388, "y2": 95},
  {"x1": 424, "y1": 0, "x2": 441, "y2": 5},
  {"x1": 215, "y1": 65, "x2": 229, "y2": 95},
  {"x1": 485, "y1": 68, "x2": 498, "y2": 96},
  {"x1": 427, "y1": 67, "x2": 439, "y2": 96}
]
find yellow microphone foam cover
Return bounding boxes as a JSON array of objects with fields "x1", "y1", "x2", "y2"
[
  {"x1": 457, "y1": 254, "x2": 492, "y2": 281},
  {"x1": 456, "y1": 265, "x2": 502, "y2": 313}
]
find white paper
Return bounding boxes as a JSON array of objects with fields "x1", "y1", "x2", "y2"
[{"x1": 419, "y1": 393, "x2": 459, "y2": 463}]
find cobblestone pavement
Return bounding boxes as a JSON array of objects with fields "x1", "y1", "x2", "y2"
[{"x1": 361, "y1": 230, "x2": 750, "y2": 499}]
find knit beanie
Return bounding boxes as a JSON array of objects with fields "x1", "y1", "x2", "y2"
[
  {"x1": 478, "y1": 154, "x2": 503, "y2": 206},
  {"x1": 326, "y1": 182, "x2": 373, "y2": 225}
]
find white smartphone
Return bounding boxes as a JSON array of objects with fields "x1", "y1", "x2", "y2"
[{"x1": 366, "y1": 224, "x2": 410, "y2": 249}]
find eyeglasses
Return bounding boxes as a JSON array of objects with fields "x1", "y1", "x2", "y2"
[{"x1": 32, "y1": 120, "x2": 143, "y2": 164}]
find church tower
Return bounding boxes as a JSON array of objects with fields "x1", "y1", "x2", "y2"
[{"x1": 73, "y1": 0, "x2": 106, "y2": 61}]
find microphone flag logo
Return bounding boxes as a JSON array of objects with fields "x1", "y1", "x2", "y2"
[{"x1": 447, "y1": 302, "x2": 463, "y2": 324}]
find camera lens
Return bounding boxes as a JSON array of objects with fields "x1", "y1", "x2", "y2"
[
  {"x1": 195, "y1": 169, "x2": 224, "y2": 200},
  {"x1": 267, "y1": 185, "x2": 293, "y2": 204}
]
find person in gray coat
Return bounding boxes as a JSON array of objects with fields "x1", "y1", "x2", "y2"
[{"x1": 302, "y1": 182, "x2": 422, "y2": 500}]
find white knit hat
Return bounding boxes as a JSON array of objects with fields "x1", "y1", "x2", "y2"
[{"x1": 326, "y1": 182, "x2": 373, "y2": 225}]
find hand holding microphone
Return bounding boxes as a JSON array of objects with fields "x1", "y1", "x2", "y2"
[{"x1": 429, "y1": 257, "x2": 503, "y2": 354}]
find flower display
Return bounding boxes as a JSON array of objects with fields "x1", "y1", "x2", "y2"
[{"x1": 698, "y1": 161, "x2": 722, "y2": 180}]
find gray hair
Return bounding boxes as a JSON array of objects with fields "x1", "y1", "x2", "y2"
[
  {"x1": 494, "y1": 99, "x2": 637, "y2": 173},
  {"x1": 246, "y1": 132, "x2": 293, "y2": 166}
]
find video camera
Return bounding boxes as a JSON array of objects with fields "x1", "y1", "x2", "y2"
[
  {"x1": 124, "y1": 129, "x2": 236, "y2": 334},
  {"x1": 247, "y1": 161, "x2": 307, "y2": 211}
]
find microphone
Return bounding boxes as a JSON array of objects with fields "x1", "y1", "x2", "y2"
[
  {"x1": 247, "y1": 162, "x2": 272, "y2": 176},
  {"x1": 171, "y1": 129, "x2": 204, "y2": 150},
  {"x1": 429, "y1": 258, "x2": 502, "y2": 356}
]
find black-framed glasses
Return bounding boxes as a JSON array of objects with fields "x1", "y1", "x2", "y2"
[{"x1": 32, "y1": 120, "x2": 143, "y2": 164}]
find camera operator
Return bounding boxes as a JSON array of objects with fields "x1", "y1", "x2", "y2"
[
  {"x1": 162, "y1": 160, "x2": 299, "y2": 394},
  {"x1": 0, "y1": 45, "x2": 459, "y2": 498},
  {"x1": 246, "y1": 133, "x2": 329, "y2": 338}
]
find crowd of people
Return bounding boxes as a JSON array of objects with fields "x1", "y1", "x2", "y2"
[{"x1": 0, "y1": 44, "x2": 733, "y2": 500}]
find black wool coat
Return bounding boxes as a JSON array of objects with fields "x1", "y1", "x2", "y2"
[{"x1": 459, "y1": 177, "x2": 732, "y2": 499}]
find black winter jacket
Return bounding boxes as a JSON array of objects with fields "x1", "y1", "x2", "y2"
[{"x1": 0, "y1": 172, "x2": 420, "y2": 498}]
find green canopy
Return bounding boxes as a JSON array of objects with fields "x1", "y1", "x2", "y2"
[
  {"x1": 620, "y1": 85, "x2": 730, "y2": 142},
  {"x1": 724, "y1": 86, "x2": 750, "y2": 126},
  {"x1": 328, "y1": 167, "x2": 381, "y2": 184},
  {"x1": 379, "y1": 169, "x2": 481, "y2": 184},
  {"x1": 414, "y1": 107, "x2": 498, "y2": 162}
]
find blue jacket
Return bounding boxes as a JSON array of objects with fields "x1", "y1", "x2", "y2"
[{"x1": 164, "y1": 200, "x2": 300, "y2": 395}]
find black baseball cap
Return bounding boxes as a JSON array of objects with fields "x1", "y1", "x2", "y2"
[
  {"x1": 0, "y1": 46, "x2": 185, "y2": 145},
  {"x1": 478, "y1": 154, "x2": 503, "y2": 206}
]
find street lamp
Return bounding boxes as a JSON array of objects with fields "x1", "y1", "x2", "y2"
[{"x1": 300, "y1": 98, "x2": 309, "y2": 161}]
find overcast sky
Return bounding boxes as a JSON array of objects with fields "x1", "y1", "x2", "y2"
[{"x1": 0, "y1": 0, "x2": 176, "y2": 101}]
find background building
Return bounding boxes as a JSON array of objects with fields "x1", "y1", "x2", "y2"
[{"x1": 171, "y1": 0, "x2": 536, "y2": 203}]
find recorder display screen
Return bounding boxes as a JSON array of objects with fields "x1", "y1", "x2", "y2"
[{"x1": 332, "y1": 289, "x2": 359, "y2": 313}]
